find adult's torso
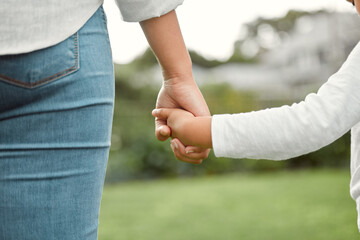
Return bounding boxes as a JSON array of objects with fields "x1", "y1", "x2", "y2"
[{"x1": 0, "y1": 0, "x2": 103, "y2": 55}]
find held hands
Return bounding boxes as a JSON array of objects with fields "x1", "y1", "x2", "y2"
[
  {"x1": 153, "y1": 107, "x2": 213, "y2": 165},
  {"x1": 154, "y1": 76, "x2": 211, "y2": 164},
  {"x1": 153, "y1": 108, "x2": 196, "y2": 146}
]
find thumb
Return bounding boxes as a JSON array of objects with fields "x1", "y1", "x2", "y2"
[
  {"x1": 155, "y1": 123, "x2": 171, "y2": 141},
  {"x1": 152, "y1": 108, "x2": 172, "y2": 120},
  {"x1": 153, "y1": 108, "x2": 172, "y2": 141}
]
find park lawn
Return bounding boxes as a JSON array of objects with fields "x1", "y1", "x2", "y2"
[{"x1": 99, "y1": 170, "x2": 358, "y2": 240}]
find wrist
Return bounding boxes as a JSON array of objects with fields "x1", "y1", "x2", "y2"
[
  {"x1": 162, "y1": 63, "x2": 193, "y2": 83},
  {"x1": 162, "y1": 72, "x2": 197, "y2": 91},
  {"x1": 184, "y1": 116, "x2": 212, "y2": 148},
  {"x1": 174, "y1": 116, "x2": 195, "y2": 145}
]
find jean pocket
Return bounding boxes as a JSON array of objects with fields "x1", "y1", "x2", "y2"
[{"x1": 0, "y1": 33, "x2": 79, "y2": 89}]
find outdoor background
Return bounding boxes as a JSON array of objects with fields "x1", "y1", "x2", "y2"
[{"x1": 99, "y1": 0, "x2": 360, "y2": 239}]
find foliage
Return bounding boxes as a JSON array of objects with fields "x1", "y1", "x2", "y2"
[
  {"x1": 245, "y1": 10, "x2": 321, "y2": 37},
  {"x1": 126, "y1": 47, "x2": 256, "y2": 73},
  {"x1": 189, "y1": 50, "x2": 256, "y2": 68},
  {"x1": 232, "y1": 9, "x2": 328, "y2": 59},
  {"x1": 99, "y1": 170, "x2": 358, "y2": 240},
  {"x1": 188, "y1": 50, "x2": 224, "y2": 68},
  {"x1": 130, "y1": 48, "x2": 158, "y2": 69}
]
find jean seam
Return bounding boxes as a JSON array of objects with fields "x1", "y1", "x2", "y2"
[
  {"x1": 99, "y1": 5, "x2": 107, "y2": 24},
  {"x1": 0, "y1": 32, "x2": 80, "y2": 89}
]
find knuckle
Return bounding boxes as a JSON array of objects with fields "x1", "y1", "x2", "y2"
[
  {"x1": 174, "y1": 153, "x2": 183, "y2": 161},
  {"x1": 179, "y1": 149, "x2": 187, "y2": 155},
  {"x1": 156, "y1": 135, "x2": 167, "y2": 142},
  {"x1": 179, "y1": 158, "x2": 190, "y2": 163},
  {"x1": 192, "y1": 147, "x2": 202, "y2": 152},
  {"x1": 193, "y1": 159, "x2": 203, "y2": 165}
]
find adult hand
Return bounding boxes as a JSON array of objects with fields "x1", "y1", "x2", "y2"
[{"x1": 155, "y1": 75, "x2": 211, "y2": 164}]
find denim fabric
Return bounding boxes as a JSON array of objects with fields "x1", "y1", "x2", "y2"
[{"x1": 0, "y1": 6, "x2": 114, "y2": 240}]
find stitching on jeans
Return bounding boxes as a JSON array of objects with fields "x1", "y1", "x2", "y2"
[
  {"x1": 0, "y1": 33, "x2": 80, "y2": 89},
  {"x1": 100, "y1": 6, "x2": 107, "y2": 24}
]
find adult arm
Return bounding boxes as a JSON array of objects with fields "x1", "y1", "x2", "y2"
[
  {"x1": 140, "y1": 10, "x2": 211, "y2": 164},
  {"x1": 115, "y1": 0, "x2": 210, "y2": 163},
  {"x1": 113, "y1": 2, "x2": 210, "y2": 163}
]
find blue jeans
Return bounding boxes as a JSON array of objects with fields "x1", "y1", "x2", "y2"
[{"x1": 0, "y1": 6, "x2": 114, "y2": 240}]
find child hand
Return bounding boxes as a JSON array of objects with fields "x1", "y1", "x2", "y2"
[
  {"x1": 152, "y1": 108, "x2": 195, "y2": 146},
  {"x1": 152, "y1": 108, "x2": 212, "y2": 151},
  {"x1": 152, "y1": 108, "x2": 212, "y2": 164}
]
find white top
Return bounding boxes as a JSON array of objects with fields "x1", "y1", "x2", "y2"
[
  {"x1": 0, "y1": 0, "x2": 183, "y2": 55},
  {"x1": 212, "y1": 41, "x2": 360, "y2": 230}
]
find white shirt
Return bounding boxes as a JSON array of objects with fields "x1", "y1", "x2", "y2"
[
  {"x1": 212, "y1": 41, "x2": 360, "y2": 230},
  {"x1": 0, "y1": 0, "x2": 183, "y2": 55}
]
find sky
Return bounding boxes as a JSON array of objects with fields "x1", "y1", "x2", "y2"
[{"x1": 103, "y1": 0, "x2": 354, "y2": 64}]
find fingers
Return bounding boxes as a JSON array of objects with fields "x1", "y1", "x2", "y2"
[
  {"x1": 152, "y1": 108, "x2": 171, "y2": 120},
  {"x1": 184, "y1": 145, "x2": 211, "y2": 159},
  {"x1": 170, "y1": 138, "x2": 206, "y2": 164},
  {"x1": 183, "y1": 85, "x2": 211, "y2": 117},
  {"x1": 155, "y1": 121, "x2": 171, "y2": 141},
  {"x1": 153, "y1": 108, "x2": 172, "y2": 141}
]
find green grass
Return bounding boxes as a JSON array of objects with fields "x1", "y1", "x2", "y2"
[{"x1": 99, "y1": 170, "x2": 358, "y2": 240}]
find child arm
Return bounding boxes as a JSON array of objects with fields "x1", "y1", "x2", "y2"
[{"x1": 211, "y1": 43, "x2": 360, "y2": 160}]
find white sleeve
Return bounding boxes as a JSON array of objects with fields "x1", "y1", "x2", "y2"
[
  {"x1": 212, "y1": 42, "x2": 360, "y2": 160},
  {"x1": 114, "y1": 0, "x2": 184, "y2": 22}
]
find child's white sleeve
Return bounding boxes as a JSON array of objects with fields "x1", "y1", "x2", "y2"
[{"x1": 211, "y1": 42, "x2": 360, "y2": 160}]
